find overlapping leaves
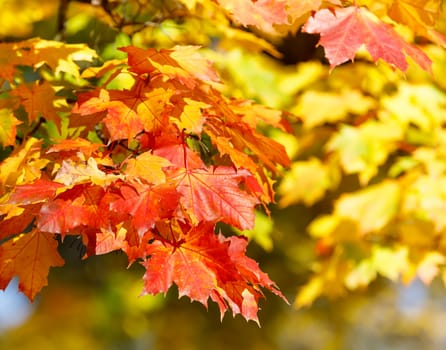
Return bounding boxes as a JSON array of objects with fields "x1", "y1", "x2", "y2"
[{"x1": 0, "y1": 42, "x2": 288, "y2": 322}]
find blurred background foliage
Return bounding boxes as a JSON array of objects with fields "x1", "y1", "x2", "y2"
[{"x1": 2, "y1": 0, "x2": 446, "y2": 349}]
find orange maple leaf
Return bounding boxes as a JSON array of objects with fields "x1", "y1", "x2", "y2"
[
  {"x1": 7, "y1": 179, "x2": 65, "y2": 205},
  {"x1": 73, "y1": 81, "x2": 174, "y2": 141},
  {"x1": 0, "y1": 38, "x2": 96, "y2": 81},
  {"x1": 10, "y1": 81, "x2": 64, "y2": 124},
  {"x1": 120, "y1": 46, "x2": 219, "y2": 88},
  {"x1": 0, "y1": 230, "x2": 64, "y2": 301}
]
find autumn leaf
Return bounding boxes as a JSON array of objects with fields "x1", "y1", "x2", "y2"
[
  {"x1": 11, "y1": 80, "x2": 65, "y2": 124},
  {"x1": 80, "y1": 59, "x2": 126, "y2": 79},
  {"x1": 54, "y1": 158, "x2": 123, "y2": 187},
  {"x1": 231, "y1": 100, "x2": 286, "y2": 131},
  {"x1": 141, "y1": 221, "x2": 284, "y2": 323},
  {"x1": 402, "y1": 174, "x2": 446, "y2": 232},
  {"x1": 124, "y1": 152, "x2": 172, "y2": 185},
  {"x1": 110, "y1": 182, "x2": 180, "y2": 236},
  {"x1": 172, "y1": 98, "x2": 210, "y2": 134},
  {"x1": 0, "y1": 137, "x2": 48, "y2": 193},
  {"x1": 303, "y1": 6, "x2": 432, "y2": 71},
  {"x1": 0, "y1": 109, "x2": 20, "y2": 147},
  {"x1": 293, "y1": 89, "x2": 376, "y2": 129},
  {"x1": 0, "y1": 38, "x2": 96, "y2": 81},
  {"x1": 120, "y1": 46, "x2": 219, "y2": 88},
  {"x1": 0, "y1": 230, "x2": 64, "y2": 301},
  {"x1": 205, "y1": 116, "x2": 290, "y2": 173},
  {"x1": 47, "y1": 138, "x2": 102, "y2": 160},
  {"x1": 416, "y1": 252, "x2": 445, "y2": 284},
  {"x1": 37, "y1": 198, "x2": 95, "y2": 234},
  {"x1": 154, "y1": 142, "x2": 206, "y2": 170},
  {"x1": 169, "y1": 45, "x2": 220, "y2": 84},
  {"x1": 381, "y1": 82, "x2": 446, "y2": 132},
  {"x1": 217, "y1": 0, "x2": 288, "y2": 34},
  {"x1": 7, "y1": 179, "x2": 65, "y2": 205},
  {"x1": 0, "y1": 209, "x2": 39, "y2": 241},
  {"x1": 326, "y1": 121, "x2": 402, "y2": 185},
  {"x1": 295, "y1": 256, "x2": 349, "y2": 307},
  {"x1": 168, "y1": 165, "x2": 259, "y2": 230},
  {"x1": 284, "y1": 0, "x2": 342, "y2": 23},
  {"x1": 388, "y1": 0, "x2": 446, "y2": 47},
  {"x1": 73, "y1": 82, "x2": 174, "y2": 141},
  {"x1": 95, "y1": 226, "x2": 128, "y2": 255},
  {"x1": 285, "y1": 0, "x2": 323, "y2": 21}
]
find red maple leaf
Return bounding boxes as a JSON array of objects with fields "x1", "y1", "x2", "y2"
[
  {"x1": 141, "y1": 221, "x2": 285, "y2": 323},
  {"x1": 37, "y1": 198, "x2": 95, "y2": 235},
  {"x1": 303, "y1": 6, "x2": 432, "y2": 71},
  {"x1": 167, "y1": 165, "x2": 259, "y2": 230},
  {"x1": 110, "y1": 182, "x2": 180, "y2": 236},
  {"x1": 7, "y1": 179, "x2": 65, "y2": 205},
  {"x1": 154, "y1": 141, "x2": 205, "y2": 169}
]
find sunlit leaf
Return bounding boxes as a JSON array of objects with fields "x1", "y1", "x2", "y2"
[{"x1": 303, "y1": 6, "x2": 432, "y2": 71}]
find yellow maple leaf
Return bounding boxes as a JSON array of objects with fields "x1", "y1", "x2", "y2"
[
  {"x1": 388, "y1": 0, "x2": 446, "y2": 46},
  {"x1": 54, "y1": 158, "x2": 123, "y2": 187},
  {"x1": 173, "y1": 98, "x2": 210, "y2": 134},
  {"x1": 0, "y1": 230, "x2": 64, "y2": 301},
  {"x1": 0, "y1": 109, "x2": 21, "y2": 147},
  {"x1": 124, "y1": 152, "x2": 172, "y2": 185},
  {"x1": 0, "y1": 138, "x2": 48, "y2": 193},
  {"x1": 0, "y1": 38, "x2": 96, "y2": 81}
]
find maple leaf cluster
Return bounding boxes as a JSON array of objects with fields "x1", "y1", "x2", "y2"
[{"x1": 0, "y1": 44, "x2": 289, "y2": 323}]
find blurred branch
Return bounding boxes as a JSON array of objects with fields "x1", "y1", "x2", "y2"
[
  {"x1": 56, "y1": 0, "x2": 69, "y2": 40},
  {"x1": 55, "y1": 0, "x2": 191, "y2": 40}
]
